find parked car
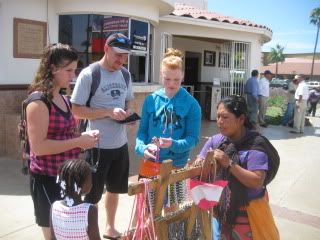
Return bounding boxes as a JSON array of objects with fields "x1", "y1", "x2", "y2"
[
  {"x1": 306, "y1": 81, "x2": 320, "y2": 90},
  {"x1": 270, "y1": 78, "x2": 289, "y2": 90}
]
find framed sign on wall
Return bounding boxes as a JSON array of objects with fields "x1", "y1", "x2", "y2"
[
  {"x1": 203, "y1": 50, "x2": 216, "y2": 66},
  {"x1": 13, "y1": 18, "x2": 47, "y2": 58}
]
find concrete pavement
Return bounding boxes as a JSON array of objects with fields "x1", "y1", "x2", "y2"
[{"x1": 0, "y1": 118, "x2": 320, "y2": 239}]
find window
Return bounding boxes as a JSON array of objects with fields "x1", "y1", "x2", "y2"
[
  {"x1": 59, "y1": 14, "x2": 151, "y2": 83},
  {"x1": 219, "y1": 52, "x2": 230, "y2": 68},
  {"x1": 129, "y1": 19, "x2": 149, "y2": 83},
  {"x1": 130, "y1": 19, "x2": 148, "y2": 52},
  {"x1": 129, "y1": 54, "x2": 146, "y2": 82}
]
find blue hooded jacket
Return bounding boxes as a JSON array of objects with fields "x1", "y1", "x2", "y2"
[{"x1": 135, "y1": 87, "x2": 201, "y2": 167}]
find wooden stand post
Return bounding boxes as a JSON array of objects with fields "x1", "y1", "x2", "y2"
[{"x1": 127, "y1": 151, "x2": 215, "y2": 239}]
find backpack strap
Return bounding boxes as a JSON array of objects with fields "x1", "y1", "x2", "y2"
[
  {"x1": 120, "y1": 66, "x2": 131, "y2": 88},
  {"x1": 25, "y1": 91, "x2": 51, "y2": 112},
  {"x1": 87, "y1": 62, "x2": 101, "y2": 107},
  {"x1": 62, "y1": 95, "x2": 72, "y2": 110},
  {"x1": 78, "y1": 62, "x2": 101, "y2": 132}
]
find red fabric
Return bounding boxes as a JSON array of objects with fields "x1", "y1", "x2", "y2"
[
  {"x1": 91, "y1": 38, "x2": 106, "y2": 53},
  {"x1": 190, "y1": 179, "x2": 228, "y2": 209},
  {"x1": 139, "y1": 159, "x2": 161, "y2": 177}
]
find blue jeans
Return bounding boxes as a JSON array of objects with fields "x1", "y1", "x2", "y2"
[
  {"x1": 282, "y1": 102, "x2": 294, "y2": 125},
  {"x1": 246, "y1": 94, "x2": 258, "y2": 124}
]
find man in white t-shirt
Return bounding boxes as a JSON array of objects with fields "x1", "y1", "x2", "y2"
[
  {"x1": 290, "y1": 74, "x2": 309, "y2": 134},
  {"x1": 258, "y1": 70, "x2": 273, "y2": 127}
]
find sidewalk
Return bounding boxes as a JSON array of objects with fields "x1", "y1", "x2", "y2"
[{"x1": 0, "y1": 118, "x2": 320, "y2": 239}]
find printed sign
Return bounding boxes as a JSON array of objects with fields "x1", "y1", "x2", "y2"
[
  {"x1": 103, "y1": 16, "x2": 129, "y2": 33},
  {"x1": 132, "y1": 34, "x2": 147, "y2": 51},
  {"x1": 130, "y1": 19, "x2": 148, "y2": 52},
  {"x1": 13, "y1": 18, "x2": 47, "y2": 58}
]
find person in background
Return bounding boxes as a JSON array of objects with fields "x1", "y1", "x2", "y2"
[
  {"x1": 258, "y1": 70, "x2": 273, "y2": 128},
  {"x1": 195, "y1": 95, "x2": 279, "y2": 240},
  {"x1": 27, "y1": 43, "x2": 98, "y2": 240},
  {"x1": 51, "y1": 159, "x2": 101, "y2": 240},
  {"x1": 307, "y1": 87, "x2": 320, "y2": 117},
  {"x1": 282, "y1": 76, "x2": 298, "y2": 126},
  {"x1": 244, "y1": 69, "x2": 259, "y2": 128},
  {"x1": 71, "y1": 33, "x2": 134, "y2": 239},
  {"x1": 290, "y1": 74, "x2": 309, "y2": 134}
]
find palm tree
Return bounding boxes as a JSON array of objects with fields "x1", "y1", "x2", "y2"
[
  {"x1": 310, "y1": 7, "x2": 320, "y2": 81},
  {"x1": 269, "y1": 44, "x2": 285, "y2": 78}
]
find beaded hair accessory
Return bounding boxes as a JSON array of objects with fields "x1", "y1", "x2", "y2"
[{"x1": 56, "y1": 175, "x2": 81, "y2": 207}]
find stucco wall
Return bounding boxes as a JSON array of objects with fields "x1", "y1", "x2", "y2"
[
  {"x1": 171, "y1": 0, "x2": 208, "y2": 9},
  {"x1": 0, "y1": 0, "x2": 47, "y2": 85},
  {"x1": 53, "y1": 0, "x2": 161, "y2": 25},
  {"x1": 0, "y1": 89, "x2": 28, "y2": 158}
]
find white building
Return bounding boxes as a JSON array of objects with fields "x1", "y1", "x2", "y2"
[{"x1": 0, "y1": 0, "x2": 272, "y2": 156}]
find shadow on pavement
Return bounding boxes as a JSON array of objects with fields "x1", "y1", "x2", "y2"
[{"x1": 0, "y1": 157, "x2": 30, "y2": 196}]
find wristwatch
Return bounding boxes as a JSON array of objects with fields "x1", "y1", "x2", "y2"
[{"x1": 226, "y1": 160, "x2": 237, "y2": 172}]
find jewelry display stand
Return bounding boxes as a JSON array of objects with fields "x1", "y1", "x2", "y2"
[{"x1": 127, "y1": 151, "x2": 216, "y2": 240}]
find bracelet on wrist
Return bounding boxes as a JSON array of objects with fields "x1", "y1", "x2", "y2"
[{"x1": 226, "y1": 160, "x2": 236, "y2": 172}]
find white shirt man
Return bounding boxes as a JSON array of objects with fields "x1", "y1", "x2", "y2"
[
  {"x1": 294, "y1": 80, "x2": 309, "y2": 101},
  {"x1": 258, "y1": 70, "x2": 272, "y2": 127},
  {"x1": 291, "y1": 75, "x2": 309, "y2": 134},
  {"x1": 259, "y1": 77, "x2": 270, "y2": 98}
]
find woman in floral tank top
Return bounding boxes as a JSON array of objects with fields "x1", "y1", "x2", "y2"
[{"x1": 27, "y1": 43, "x2": 99, "y2": 240}]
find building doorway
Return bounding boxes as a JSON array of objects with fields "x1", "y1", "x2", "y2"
[{"x1": 184, "y1": 51, "x2": 201, "y2": 96}]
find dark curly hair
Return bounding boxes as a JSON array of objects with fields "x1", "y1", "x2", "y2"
[
  {"x1": 58, "y1": 159, "x2": 91, "y2": 197},
  {"x1": 218, "y1": 95, "x2": 254, "y2": 129},
  {"x1": 28, "y1": 43, "x2": 78, "y2": 99}
]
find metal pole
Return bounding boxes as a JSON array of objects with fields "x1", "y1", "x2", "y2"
[{"x1": 310, "y1": 23, "x2": 320, "y2": 81}]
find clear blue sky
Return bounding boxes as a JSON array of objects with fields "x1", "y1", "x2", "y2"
[{"x1": 207, "y1": 0, "x2": 320, "y2": 54}]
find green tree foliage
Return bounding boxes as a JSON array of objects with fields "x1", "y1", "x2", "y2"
[
  {"x1": 310, "y1": 7, "x2": 320, "y2": 81},
  {"x1": 269, "y1": 44, "x2": 285, "y2": 78}
]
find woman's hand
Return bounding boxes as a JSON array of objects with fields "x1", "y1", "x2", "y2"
[
  {"x1": 189, "y1": 157, "x2": 203, "y2": 166},
  {"x1": 213, "y1": 149, "x2": 231, "y2": 169},
  {"x1": 214, "y1": 149, "x2": 266, "y2": 188},
  {"x1": 143, "y1": 144, "x2": 158, "y2": 160},
  {"x1": 79, "y1": 130, "x2": 99, "y2": 149},
  {"x1": 82, "y1": 130, "x2": 100, "y2": 138},
  {"x1": 159, "y1": 137, "x2": 172, "y2": 148}
]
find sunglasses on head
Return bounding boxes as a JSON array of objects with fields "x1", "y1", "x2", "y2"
[{"x1": 108, "y1": 34, "x2": 131, "y2": 47}]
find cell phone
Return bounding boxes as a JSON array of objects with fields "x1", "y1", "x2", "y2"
[{"x1": 117, "y1": 112, "x2": 141, "y2": 124}]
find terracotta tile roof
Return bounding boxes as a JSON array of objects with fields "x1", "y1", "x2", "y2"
[
  {"x1": 261, "y1": 58, "x2": 320, "y2": 75},
  {"x1": 171, "y1": 3, "x2": 272, "y2": 32}
]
